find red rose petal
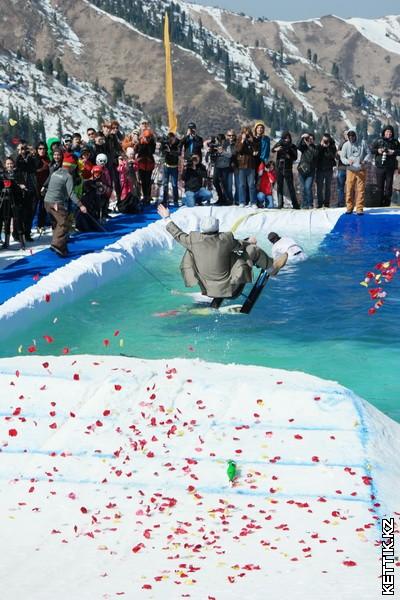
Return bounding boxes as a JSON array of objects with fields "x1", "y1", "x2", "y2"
[
  {"x1": 73, "y1": 373, "x2": 80, "y2": 381},
  {"x1": 114, "y1": 384, "x2": 122, "y2": 391},
  {"x1": 8, "y1": 428, "x2": 18, "y2": 437}
]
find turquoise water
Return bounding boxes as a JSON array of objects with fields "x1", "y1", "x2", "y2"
[{"x1": 3, "y1": 214, "x2": 400, "y2": 422}]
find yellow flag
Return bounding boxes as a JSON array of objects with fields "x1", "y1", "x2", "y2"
[{"x1": 164, "y1": 14, "x2": 177, "y2": 133}]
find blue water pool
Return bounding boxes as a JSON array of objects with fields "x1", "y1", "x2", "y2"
[{"x1": 3, "y1": 213, "x2": 400, "y2": 421}]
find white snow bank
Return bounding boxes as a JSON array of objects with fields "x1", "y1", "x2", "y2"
[
  {"x1": 0, "y1": 354, "x2": 397, "y2": 599},
  {"x1": 0, "y1": 207, "x2": 343, "y2": 339}
]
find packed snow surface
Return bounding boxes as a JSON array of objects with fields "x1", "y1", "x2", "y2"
[
  {"x1": 346, "y1": 15, "x2": 400, "y2": 56},
  {"x1": 0, "y1": 354, "x2": 398, "y2": 599}
]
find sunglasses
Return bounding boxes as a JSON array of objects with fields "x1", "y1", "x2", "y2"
[{"x1": 38, "y1": 147, "x2": 46, "y2": 150}]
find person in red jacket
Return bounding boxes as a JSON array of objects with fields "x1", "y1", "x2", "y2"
[{"x1": 257, "y1": 160, "x2": 277, "y2": 208}]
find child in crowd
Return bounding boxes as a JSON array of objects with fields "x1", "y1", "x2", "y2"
[{"x1": 257, "y1": 160, "x2": 277, "y2": 208}]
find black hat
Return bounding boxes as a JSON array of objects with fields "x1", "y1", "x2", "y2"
[
  {"x1": 188, "y1": 122, "x2": 197, "y2": 129},
  {"x1": 268, "y1": 232, "x2": 280, "y2": 244}
]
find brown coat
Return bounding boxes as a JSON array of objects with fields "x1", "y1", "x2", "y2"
[{"x1": 166, "y1": 221, "x2": 254, "y2": 297}]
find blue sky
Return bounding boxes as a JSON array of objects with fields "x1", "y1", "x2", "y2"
[{"x1": 193, "y1": 0, "x2": 400, "y2": 20}]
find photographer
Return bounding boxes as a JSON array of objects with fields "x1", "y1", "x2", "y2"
[
  {"x1": 180, "y1": 122, "x2": 204, "y2": 162},
  {"x1": 372, "y1": 125, "x2": 400, "y2": 206},
  {"x1": 182, "y1": 154, "x2": 212, "y2": 207},
  {"x1": 272, "y1": 132, "x2": 299, "y2": 209},
  {"x1": 160, "y1": 132, "x2": 181, "y2": 206},
  {"x1": 235, "y1": 126, "x2": 259, "y2": 207},
  {"x1": 15, "y1": 141, "x2": 38, "y2": 241},
  {"x1": 212, "y1": 131, "x2": 236, "y2": 205},
  {"x1": 316, "y1": 133, "x2": 337, "y2": 208},
  {"x1": 297, "y1": 133, "x2": 318, "y2": 209},
  {"x1": 0, "y1": 158, "x2": 25, "y2": 249},
  {"x1": 116, "y1": 153, "x2": 141, "y2": 214}
]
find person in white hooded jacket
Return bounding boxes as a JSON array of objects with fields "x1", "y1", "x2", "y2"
[{"x1": 340, "y1": 130, "x2": 370, "y2": 215}]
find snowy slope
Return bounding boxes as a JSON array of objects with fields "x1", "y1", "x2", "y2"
[
  {"x1": 346, "y1": 15, "x2": 400, "y2": 55},
  {"x1": 0, "y1": 354, "x2": 398, "y2": 599},
  {"x1": 0, "y1": 53, "x2": 143, "y2": 137}
]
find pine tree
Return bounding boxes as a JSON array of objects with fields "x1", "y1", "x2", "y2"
[
  {"x1": 35, "y1": 58, "x2": 43, "y2": 71},
  {"x1": 312, "y1": 53, "x2": 318, "y2": 64},
  {"x1": 307, "y1": 48, "x2": 312, "y2": 61},
  {"x1": 298, "y1": 72, "x2": 310, "y2": 93}
]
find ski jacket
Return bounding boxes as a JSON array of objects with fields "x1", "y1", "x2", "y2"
[
  {"x1": 183, "y1": 164, "x2": 208, "y2": 192},
  {"x1": 316, "y1": 143, "x2": 337, "y2": 170},
  {"x1": 44, "y1": 168, "x2": 80, "y2": 209},
  {"x1": 181, "y1": 134, "x2": 204, "y2": 161},
  {"x1": 372, "y1": 126, "x2": 400, "y2": 170},
  {"x1": 297, "y1": 139, "x2": 318, "y2": 176},
  {"x1": 257, "y1": 165, "x2": 277, "y2": 195},
  {"x1": 235, "y1": 138, "x2": 258, "y2": 170}
]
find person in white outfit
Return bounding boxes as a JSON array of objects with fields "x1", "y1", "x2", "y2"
[{"x1": 267, "y1": 232, "x2": 307, "y2": 263}]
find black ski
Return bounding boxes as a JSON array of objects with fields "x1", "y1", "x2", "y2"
[{"x1": 240, "y1": 269, "x2": 269, "y2": 314}]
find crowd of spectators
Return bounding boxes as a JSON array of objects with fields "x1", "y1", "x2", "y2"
[{"x1": 1, "y1": 117, "x2": 400, "y2": 256}]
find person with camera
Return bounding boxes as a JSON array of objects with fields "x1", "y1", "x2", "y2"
[
  {"x1": 34, "y1": 141, "x2": 50, "y2": 232},
  {"x1": 340, "y1": 130, "x2": 370, "y2": 215},
  {"x1": 297, "y1": 133, "x2": 318, "y2": 209},
  {"x1": 272, "y1": 132, "x2": 299, "y2": 209},
  {"x1": 15, "y1": 141, "x2": 38, "y2": 241},
  {"x1": 181, "y1": 122, "x2": 204, "y2": 162},
  {"x1": 182, "y1": 154, "x2": 212, "y2": 207},
  {"x1": 211, "y1": 132, "x2": 236, "y2": 206},
  {"x1": 316, "y1": 133, "x2": 337, "y2": 208},
  {"x1": 372, "y1": 125, "x2": 400, "y2": 207},
  {"x1": 0, "y1": 157, "x2": 25, "y2": 250},
  {"x1": 253, "y1": 121, "x2": 271, "y2": 176},
  {"x1": 44, "y1": 153, "x2": 87, "y2": 257},
  {"x1": 236, "y1": 126, "x2": 259, "y2": 207},
  {"x1": 160, "y1": 131, "x2": 181, "y2": 206}
]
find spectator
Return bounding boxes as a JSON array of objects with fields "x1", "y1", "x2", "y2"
[
  {"x1": 253, "y1": 121, "x2": 270, "y2": 174},
  {"x1": 117, "y1": 154, "x2": 141, "y2": 213},
  {"x1": 372, "y1": 125, "x2": 400, "y2": 206},
  {"x1": 44, "y1": 153, "x2": 87, "y2": 257},
  {"x1": 340, "y1": 130, "x2": 370, "y2": 215},
  {"x1": 0, "y1": 157, "x2": 25, "y2": 249},
  {"x1": 135, "y1": 128, "x2": 156, "y2": 204},
  {"x1": 336, "y1": 130, "x2": 348, "y2": 208},
  {"x1": 94, "y1": 131, "x2": 108, "y2": 158},
  {"x1": 105, "y1": 120, "x2": 123, "y2": 201},
  {"x1": 34, "y1": 141, "x2": 50, "y2": 230},
  {"x1": 272, "y1": 132, "x2": 299, "y2": 209},
  {"x1": 316, "y1": 133, "x2": 337, "y2": 208},
  {"x1": 160, "y1": 132, "x2": 181, "y2": 206},
  {"x1": 213, "y1": 132, "x2": 236, "y2": 206},
  {"x1": 182, "y1": 154, "x2": 212, "y2": 207},
  {"x1": 181, "y1": 122, "x2": 204, "y2": 161},
  {"x1": 78, "y1": 146, "x2": 95, "y2": 180},
  {"x1": 236, "y1": 126, "x2": 258, "y2": 207},
  {"x1": 15, "y1": 141, "x2": 38, "y2": 241},
  {"x1": 61, "y1": 133, "x2": 73, "y2": 154},
  {"x1": 297, "y1": 133, "x2": 318, "y2": 209},
  {"x1": 257, "y1": 161, "x2": 276, "y2": 208}
]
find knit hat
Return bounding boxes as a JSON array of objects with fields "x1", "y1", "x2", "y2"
[
  {"x1": 62, "y1": 153, "x2": 77, "y2": 169},
  {"x1": 200, "y1": 216, "x2": 219, "y2": 234},
  {"x1": 92, "y1": 165, "x2": 103, "y2": 175}
]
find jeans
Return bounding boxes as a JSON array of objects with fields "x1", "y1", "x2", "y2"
[
  {"x1": 238, "y1": 168, "x2": 256, "y2": 205},
  {"x1": 337, "y1": 169, "x2": 346, "y2": 207},
  {"x1": 184, "y1": 187, "x2": 213, "y2": 207},
  {"x1": 257, "y1": 192, "x2": 273, "y2": 208},
  {"x1": 298, "y1": 172, "x2": 314, "y2": 208},
  {"x1": 163, "y1": 166, "x2": 179, "y2": 204},
  {"x1": 233, "y1": 170, "x2": 240, "y2": 204},
  {"x1": 316, "y1": 169, "x2": 333, "y2": 207}
]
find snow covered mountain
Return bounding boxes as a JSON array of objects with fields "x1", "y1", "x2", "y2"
[{"x1": 1, "y1": 0, "x2": 400, "y2": 137}]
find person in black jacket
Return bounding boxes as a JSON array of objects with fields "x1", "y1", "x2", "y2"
[
  {"x1": 372, "y1": 125, "x2": 400, "y2": 206},
  {"x1": 15, "y1": 141, "x2": 37, "y2": 241},
  {"x1": 180, "y1": 122, "x2": 204, "y2": 162},
  {"x1": 182, "y1": 154, "x2": 212, "y2": 207},
  {"x1": 297, "y1": 133, "x2": 318, "y2": 209},
  {"x1": 272, "y1": 132, "x2": 299, "y2": 209},
  {"x1": 316, "y1": 133, "x2": 337, "y2": 208},
  {"x1": 0, "y1": 158, "x2": 25, "y2": 249},
  {"x1": 160, "y1": 132, "x2": 181, "y2": 206}
]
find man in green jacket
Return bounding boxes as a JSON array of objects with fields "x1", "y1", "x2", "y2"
[{"x1": 157, "y1": 204, "x2": 287, "y2": 299}]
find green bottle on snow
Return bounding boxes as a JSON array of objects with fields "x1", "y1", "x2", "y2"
[{"x1": 227, "y1": 460, "x2": 237, "y2": 483}]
